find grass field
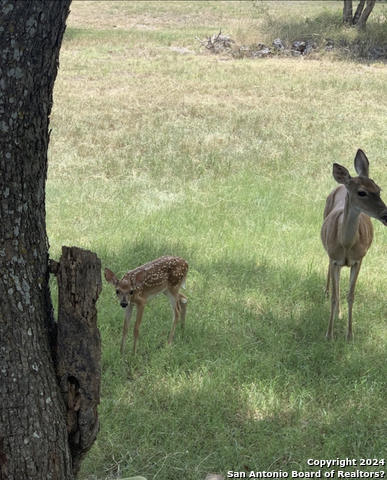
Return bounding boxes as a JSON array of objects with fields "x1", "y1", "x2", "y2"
[{"x1": 47, "y1": 2, "x2": 387, "y2": 479}]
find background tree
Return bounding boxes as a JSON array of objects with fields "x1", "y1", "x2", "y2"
[
  {"x1": 343, "y1": 0, "x2": 377, "y2": 28},
  {"x1": 0, "y1": 1, "x2": 100, "y2": 478}
]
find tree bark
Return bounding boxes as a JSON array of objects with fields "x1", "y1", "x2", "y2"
[
  {"x1": 0, "y1": 1, "x2": 76, "y2": 479},
  {"x1": 53, "y1": 247, "x2": 102, "y2": 476},
  {"x1": 353, "y1": 0, "x2": 366, "y2": 24},
  {"x1": 343, "y1": 0, "x2": 354, "y2": 24},
  {"x1": 356, "y1": 0, "x2": 376, "y2": 29}
]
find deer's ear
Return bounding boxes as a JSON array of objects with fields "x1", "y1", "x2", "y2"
[
  {"x1": 354, "y1": 149, "x2": 370, "y2": 178},
  {"x1": 104, "y1": 268, "x2": 118, "y2": 285},
  {"x1": 133, "y1": 269, "x2": 146, "y2": 286},
  {"x1": 332, "y1": 163, "x2": 351, "y2": 185}
]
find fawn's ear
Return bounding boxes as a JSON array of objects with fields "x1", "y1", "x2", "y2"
[
  {"x1": 104, "y1": 268, "x2": 118, "y2": 286},
  {"x1": 133, "y1": 269, "x2": 146, "y2": 286},
  {"x1": 354, "y1": 149, "x2": 370, "y2": 178},
  {"x1": 332, "y1": 163, "x2": 351, "y2": 185}
]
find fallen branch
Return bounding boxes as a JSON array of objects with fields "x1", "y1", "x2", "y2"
[{"x1": 195, "y1": 29, "x2": 233, "y2": 52}]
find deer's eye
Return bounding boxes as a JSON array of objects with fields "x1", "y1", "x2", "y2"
[
  {"x1": 116, "y1": 289, "x2": 120, "y2": 295},
  {"x1": 358, "y1": 191, "x2": 367, "y2": 197},
  {"x1": 129, "y1": 290, "x2": 134, "y2": 295}
]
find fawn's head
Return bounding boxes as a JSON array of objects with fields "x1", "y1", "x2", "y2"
[{"x1": 105, "y1": 268, "x2": 138, "y2": 308}]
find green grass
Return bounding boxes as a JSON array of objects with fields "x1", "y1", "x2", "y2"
[{"x1": 48, "y1": 2, "x2": 387, "y2": 479}]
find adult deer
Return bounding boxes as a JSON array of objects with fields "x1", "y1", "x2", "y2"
[
  {"x1": 105, "y1": 256, "x2": 188, "y2": 354},
  {"x1": 321, "y1": 149, "x2": 387, "y2": 340}
]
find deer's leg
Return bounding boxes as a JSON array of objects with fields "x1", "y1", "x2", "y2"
[
  {"x1": 324, "y1": 263, "x2": 331, "y2": 297},
  {"x1": 178, "y1": 293, "x2": 188, "y2": 330},
  {"x1": 166, "y1": 292, "x2": 180, "y2": 345},
  {"x1": 327, "y1": 261, "x2": 340, "y2": 340},
  {"x1": 132, "y1": 303, "x2": 145, "y2": 355},
  {"x1": 121, "y1": 303, "x2": 134, "y2": 353},
  {"x1": 347, "y1": 260, "x2": 362, "y2": 341}
]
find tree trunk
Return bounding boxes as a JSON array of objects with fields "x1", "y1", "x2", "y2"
[
  {"x1": 343, "y1": 0, "x2": 353, "y2": 24},
  {"x1": 343, "y1": 0, "x2": 376, "y2": 27},
  {"x1": 0, "y1": 1, "x2": 75, "y2": 479},
  {"x1": 353, "y1": 0, "x2": 366, "y2": 24},
  {"x1": 356, "y1": 0, "x2": 376, "y2": 29},
  {"x1": 52, "y1": 247, "x2": 102, "y2": 477}
]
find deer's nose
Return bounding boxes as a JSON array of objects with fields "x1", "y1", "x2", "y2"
[{"x1": 120, "y1": 301, "x2": 128, "y2": 308}]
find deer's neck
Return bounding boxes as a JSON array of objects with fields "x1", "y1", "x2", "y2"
[{"x1": 339, "y1": 193, "x2": 362, "y2": 249}]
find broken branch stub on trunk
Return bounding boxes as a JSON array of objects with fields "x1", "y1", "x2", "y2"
[{"x1": 52, "y1": 246, "x2": 102, "y2": 476}]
